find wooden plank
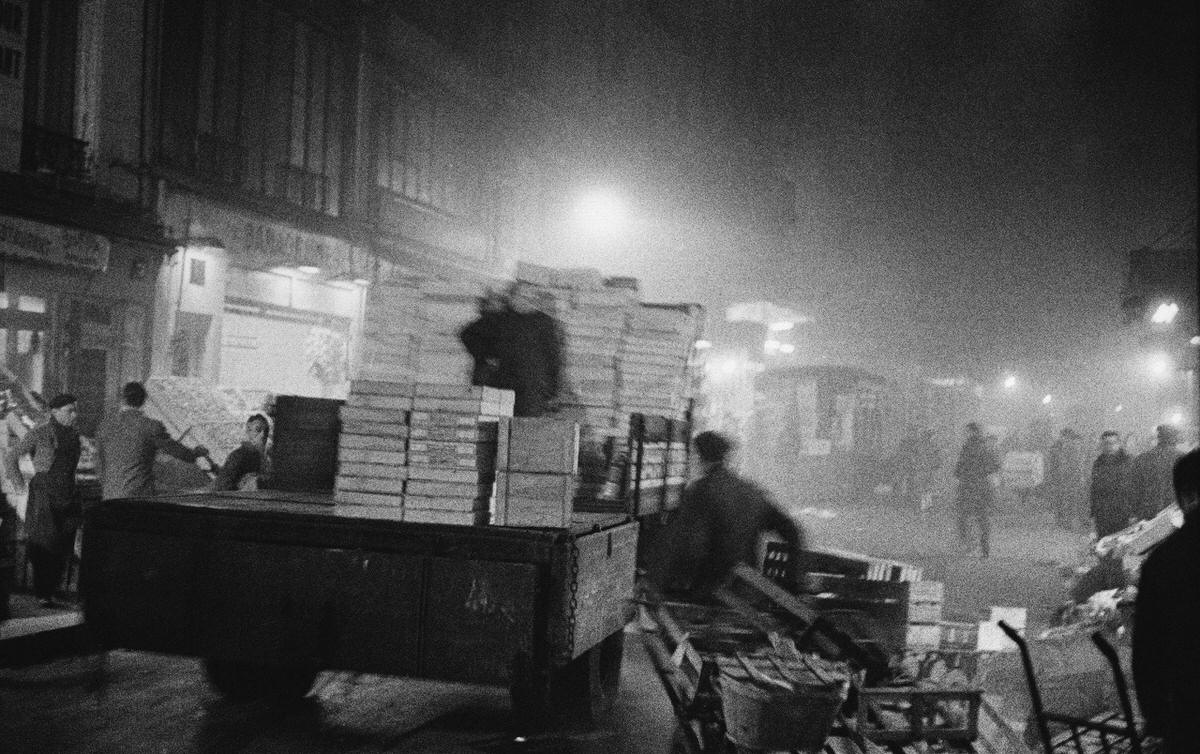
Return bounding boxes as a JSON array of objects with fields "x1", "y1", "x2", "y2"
[
  {"x1": 404, "y1": 466, "x2": 492, "y2": 483},
  {"x1": 409, "y1": 411, "x2": 485, "y2": 427},
  {"x1": 335, "y1": 475, "x2": 406, "y2": 494},
  {"x1": 402, "y1": 495, "x2": 491, "y2": 512},
  {"x1": 346, "y1": 394, "x2": 413, "y2": 410},
  {"x1": 338, "y1": 448, "x2": 408, "y2": 466},
  {"x1": 405, "y1": 478, "x2": 493, "y2": 498},
  {"x1": 350, "y1": 380, "x2": 415, "y2": 396},
  {"x1": 408, "y1": 422, "x2": 499, "y2": 442},
  {"x1": 333, "y1": 489, "x2": 403, "y2": 507},
  {"x1": 338, "y1": 461, "x2": 409, "y2": 480},
  {"x1": 340, "y1": 406, "x2": 409, "y2": 425},
  {"x1": 403, "y1": 509, "x2": 489, "y2": 526},
  {"x1": 340, "y1": 431, "x2": 409, "y2": 449}
]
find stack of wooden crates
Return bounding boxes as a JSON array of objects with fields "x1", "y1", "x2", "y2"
[{"x1": 334, "y1": 380, "x2": 583, "y2": 527}]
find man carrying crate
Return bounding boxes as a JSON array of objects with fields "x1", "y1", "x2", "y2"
[{"x1": 646, "y1": 430, "x2": 807, "y2": 600}]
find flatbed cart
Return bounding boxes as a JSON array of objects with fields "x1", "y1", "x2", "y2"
[{"x1": 639, "y1": 564, "x2": 982, "y2": 753}]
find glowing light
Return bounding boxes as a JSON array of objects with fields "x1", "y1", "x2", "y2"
[
  {"x1": 1042, "y1": 394, "x2": 1053, "y2": 405},
  {"x1": 1115, "y1": 405, "x2": 1124, "y2": 413},
  {"x1": 1147, "y1": 353, "x2": 1173, "y2": 378},
  {"x1": 352, "y1": 278, "x2": 371, "y2": 286},
  {"x1": 694, "y1": 339, "x2": 712, "y2": 350},
  {"x1": 297, "y1": 265, "x2": 320, "y2": 275},
  {"x1": 1002, "y1": 375, "x2": 1017, "y2": 389},
  {"x1": 768, "y1": 320, "x2": 795, "y2": 332},
  {"x1": 574, "y1": 189, "x2": 626, "y2": 235},
  {"x1": 1150, "y1": 302, "x2": 1179, "y2": 324},
  {"x1": 1169, "y1": 412, "x2": 1184, "y2": 425},
  {"x1": 763, "y1": 339, "x2": 781, "y2": 354},
  {"x1": 779, "y1": 343, "x2": 796, "y2": 354},
  {"x1": 1191, "y1": 335, "x2": 1200, "y2": 346}
]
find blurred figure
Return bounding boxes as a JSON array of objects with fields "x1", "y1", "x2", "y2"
[
  {"x1": 459, "y1": 281, "x2": 564, "y2": 417},
  {"x1": 466, "y1": 288, "x2": 505, "y2": 387},
  {"x1": 953, "y1": 422, "x2": 1000, "y2": 557},
  {"x1": 1130, "y1": 424, "x2": 1183, "y2": 521},
  {"x1": 3, "y1": 394, "x2": 81, "y2": 607},
  {"x1": 212, "y1": 414, "x2": 272, "y2": 491},
  {"x1": 1089, "y1": 430, "x2": 1133, "y2": 537},
  {"x1": 1133, "y1": 448, "x2": 1200, "y2": 751},
  {"x1": 96, "y1": 382, "x2": 210, "y2": 500},
  {"x1": 1045, "y1": 428, "x2": 1088, "y2": 531},
  {"x1": 910, "y1": 428, "x2": 942, "y2": 513},
  {"x1": 647, "y1": 430, "x2": 807, "y2": 599}
]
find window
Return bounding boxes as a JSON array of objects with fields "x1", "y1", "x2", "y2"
[
  {"x1": 158, "y1": 0, "x2": 349, "y2": 216},
  {"x1": 376, "y1": 86, "x2": 484, "y2": 219},
  {"x1": 189, "y1": 258, "x2": 207, "y2": 286}
]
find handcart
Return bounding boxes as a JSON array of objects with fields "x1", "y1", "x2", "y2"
[
  {"x1": 640, "y1": 563, "x2": 982, "y2": 753},
  {"x1": 998, "y1": 620, "x2": 1147, "y2": 754}
]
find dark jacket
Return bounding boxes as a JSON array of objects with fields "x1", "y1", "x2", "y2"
[
  {"x1": 96, "y1": 407, "x2": 199, "y2": 499},
  {"x1": 212, "y1": 442, "x2": 266, "y2": 491},
  {"x1": 954, "y1": 435, "x2": 1000, "y2": 484},
  {"x1": 7, "y1": 419, "x2": 81, "y2": 552},
  {"x1": 1132, "y1": 513, "x2": 1200, "y2": 749},
  {"x1": 1130, "y1": 444, "x2": 1184, "y2": 520},
  {"x1": 1089, "y1": 451, "x2": 1132, "y2": 536},
  {"x1": 459, "y1": 308, "x2": 563, "y2": 417},
  {"x1": 652, "y1": 465, "x2": 806, "y2": 596}
]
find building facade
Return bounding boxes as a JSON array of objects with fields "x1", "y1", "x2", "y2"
[{"x1": 0, "y1": 0, "x2": 796, "y2": 425}]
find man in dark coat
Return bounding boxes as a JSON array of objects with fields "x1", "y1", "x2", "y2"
[
  {"x1": 1089, "y1": 430, "x2": 1133, "y2": 537},
  {"x1": 648, "y1": 430, "x2": 807, "y2": 599},
  {"x1": 1129, "y1": 424, "x2": 1183, "y2": 521},
  {"x1": 96, "y1": 381, "x2": 209, "y2": 500},
  {"x1": 1132, "y1": 448, "x2": 1200, "y2": 752},
  {"x1": 4, "y1": 394, "x2": 82, "y2": 607},
  {"x1": 459, "y1": 282, "x2": 564, "y2": 417},
  {"x1": 953, "y1": 422, "x2": 1000, "y2": 558}
]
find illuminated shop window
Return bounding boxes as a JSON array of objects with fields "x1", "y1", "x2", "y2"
[{"x1": 17, "y1": 295, "x2": 46, "y2": 313}]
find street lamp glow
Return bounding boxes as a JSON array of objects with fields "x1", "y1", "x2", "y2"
[
  {"x1": 574, "y1": 190, "x2": 626, "y2": 236},
  {"x1": 763, "y1": 339, "x2": 781, "y2": 354},
  {"x1": 297, "y1": 265, "x2": 320, "y2": 275},
  {"x1": 1190, "y1": 335, "x2": 1200, "y2": 346},
  {"x1": 768, "y1": 320, "x2": 795, "y2": 332},
  {"x1": 1042, "y1": 394, "x2": 1053, "y2": 405},
  {"x1": 1115, "y1": 404, "x2": 1124, "y2": 413},
  {"x1": 1150, "y1": 301, "x2": 1179, "y2": 324},
  {"x1": 1169, "y1": 412, "x2": 1184, "y2": 425},
  {"x1": 1002, "y1": 375, "x2": 1017, "y2": 389},
  {"x1": 779, "y1": 343, "x2": 796, "y2": 354},
  {"x1": 1147, "y1": 353, "x2": 1173, "y2": 378},
  {"x1": 694, "y1": 339, "x2": 712, "y2": 350}
]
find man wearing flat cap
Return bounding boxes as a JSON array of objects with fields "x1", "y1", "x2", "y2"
[{"x1": 4, "y1": 393, "x2": 82, "y2": 607}]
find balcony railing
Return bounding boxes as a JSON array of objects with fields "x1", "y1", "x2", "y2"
[{"x1": 20, "y1": 125, "x2": 92, "y2": 182}]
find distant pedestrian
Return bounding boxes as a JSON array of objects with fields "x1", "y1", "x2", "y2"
[
  {"x1": 95, "y1": 382, "x2": 209, "y2": 500},
  {"x1": 953, "y1": 422, "x2": 1000, "y2": 557},
  {"x1": 3, "y1": 394, "x2": 82, "y2": 607},
  {"x1": 212, "y1": 414, "x2": 272, "y2": 491},
  {"x1": 1089, "y1": 430, "x2": 1133, "y2": 537},
  {"x1": 1046, "y1": 428, "x2": 1088, "y2": 531},
  {"x1": 1129, "y1": 424, "x2": 1183, "y2": 521}
]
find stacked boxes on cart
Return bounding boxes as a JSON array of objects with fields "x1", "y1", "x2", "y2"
[
  {"x1": 514, "y1": 262, "x2": 703, "y2": 507},
  {"x1": 494, "y1": 417, "x2": 580, "y2": 527},
  {"x1": 335, "y1": 381, "x2": 582, "y2": 528}
]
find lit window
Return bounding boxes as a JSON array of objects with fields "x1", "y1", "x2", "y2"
[{"x1": 17, "y1": 295, "x2": 46, "y2": 313}]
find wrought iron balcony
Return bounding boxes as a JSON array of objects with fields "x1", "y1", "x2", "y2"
[{"x1": 20, "y1": 125, "x2": 93, "y2": 182}]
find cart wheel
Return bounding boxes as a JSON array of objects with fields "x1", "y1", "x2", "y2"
[{"x1": 203, "y1": 658, "x2": 318, "y2": 702}]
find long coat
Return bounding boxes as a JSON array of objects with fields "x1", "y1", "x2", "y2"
[
  {"x1": 7, "y1": 420, "x2": 81, "y2": 553},
  {"x1": 1089, "y1": 451, "x2": 1132, "y2": 536}
]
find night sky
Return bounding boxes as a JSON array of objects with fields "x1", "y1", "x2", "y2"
[{"x1": 632, "y1": 1, "x2": 1197, "y2": 398}]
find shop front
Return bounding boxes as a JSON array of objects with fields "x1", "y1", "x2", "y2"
[
  {"x1": 154, "y1": 190, "x2": 372, "y2": 401},
  {"x1": 0, "y1": 212, "x2": 161, "y2": 436}
]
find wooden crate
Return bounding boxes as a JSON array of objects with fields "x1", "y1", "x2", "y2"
[
  {"x1": 271, "y1": 396, "x2": 343, "y2": 492},
  {"x1": 503, "y1": 417, "x2": 579, "y2": 474}
]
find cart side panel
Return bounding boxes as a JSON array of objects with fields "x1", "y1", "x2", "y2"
[
  {"x1": 569, "y1": 522, "x2": 639, "y2": 659},
  {"x1": 196, "y1": 541, "x2": 425, "y2": 675},
  {"x1": 420, "y1": 557, "x2": 540, "y2": 684},
  {"x1": 82, "y1": 530, "x2": 203, "y2": 654}
]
